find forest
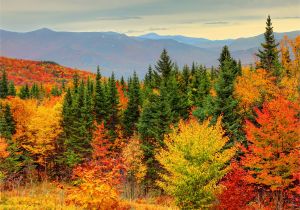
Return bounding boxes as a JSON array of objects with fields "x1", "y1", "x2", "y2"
[{"x1": 0, "y1": 16, "x2": 299, "y2": 209}]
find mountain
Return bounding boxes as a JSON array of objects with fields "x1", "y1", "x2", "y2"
[
  {"x1": 0, "y1": 56, "x2": 94, "y2": 86},
  {"x1": 138, "y1": 31, "x2": 300, "y2": 50},
  {"x1": 138, "y1": 33, "x2": 233, "y2": 48},
  {"x1": 0, "y1": 28, "x2": 299, "y2": 76},
  {"x1": 0, "y1": 28, "x2": 217, "y2": 77}
]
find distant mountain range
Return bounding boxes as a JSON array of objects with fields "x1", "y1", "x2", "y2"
[{"x1": 0, "y1": 28, "x2": 299, "y2": 77}]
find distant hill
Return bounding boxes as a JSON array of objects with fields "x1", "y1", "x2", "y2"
[
  {"x1": 0, "y1": 56, "x2": 94, "y2": 86},
  {"x1": 0, "y1": 28, "x2": 299, "y2": 77}
]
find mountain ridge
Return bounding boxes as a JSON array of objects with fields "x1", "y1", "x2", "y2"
[{"x1": 1, "y1": 28, "x2": 299, "y2": 76}]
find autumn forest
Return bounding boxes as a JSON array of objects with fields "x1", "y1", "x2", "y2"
[{"x1": 0, "y1": 16, "x2": 299, "y2": 209}]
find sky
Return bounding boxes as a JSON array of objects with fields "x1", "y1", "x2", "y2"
[{"x1": 1, "y1": 0, "x2": 300, "y2": 39}]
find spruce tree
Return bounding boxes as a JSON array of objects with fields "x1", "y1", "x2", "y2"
[
  {"x1": 8, "y1": 82, "x2": 16, "y2": 96},
  {"x1": 0, "y1": 70, "x2": 8, "y2": 98},
  {"x1": 0, "y1": 103, "x2": 15, "y2": 139},
  {"x1": 138, "y1": 92, "x2": 173, "y2": 186},
  {"x1": 256, "y1": 15, "x2": 280, "y2": 76},
  {"x1": 155, "y1": 49, "x2": 173, "y2": 81},
  {"x1": 19, "y1": 84, "x2": 30, "y2": 99},
  {"x1": 123, "y1": 71, "x2": 141, "y2": 137},
  {"x1": 194, "y1": 47, "x2": 244, "y2": 144},
  {"x1": 105, "y1": 72, "x2": 120, "y2": 140},
  {"x1": 30, "y1": 83, "x2": 40, "y2": 99},
  {"x1": 94, "y1": 66, "x2": 106, "y2": 123}
]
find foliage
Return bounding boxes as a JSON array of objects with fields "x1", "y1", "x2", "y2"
[
  {"x1": 242, "y1": 97, "x2": 300, "y2": 208},
  {"x1": 156, "y1": 117, "x2": 236, "y2": 209},
  {"x1": 216, "y1": 162, "x2": 257, "y2": 210},
  {"x1": 122, "y1": 135, "x2": 147, "y2": 199},
  {"x1": 234, "y1": 67, "x2": 278, "y2": 116},
  {"x1": 66, "y1": 123, "x2": 126, "y2": 209},
  {"x1": 11, "y1": 97, "x2": 63, "y2": 170},
  {"x1": 0, "y1": 56, "x2": 93, "y2": 86}
]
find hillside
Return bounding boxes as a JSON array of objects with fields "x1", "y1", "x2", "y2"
[{"x1": 0, "y1": 56, "x2": 94, "y2": 86}]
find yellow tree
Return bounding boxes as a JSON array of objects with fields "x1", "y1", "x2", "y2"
[
  {"x1": 122, "y1": 135, "x2": 147, "y2": 199},
  {"x1": 234, "y1": 67, "x2": 279, "y2": 116},
  {"x1": 156, "y1": 117, "x2": 236, "y2": 209},
  {"x1": 11, "y1": 97, "x2": 62, "y2": 173}
]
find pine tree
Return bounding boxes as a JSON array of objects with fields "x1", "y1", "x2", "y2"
[
  {"x1": 8, "y1": 82, "x2": 16, "y2": 96},
  {"x1": 123, "y1": 71, "x2": 141, "y2": 137},
  {"x1": 51, "y1": 85, "x2": 61, "y2": 96},
  {"x1": 30, "y1": 83, "x2": 40, "y2": 99},
  {"x1": 144, "y1": 65, "x2": 154, "y2": 88},
  {"x1": 191, "y1": 66, "x2": 211, "y2": 107},
  {"x1": 19, "y1": 84, "x2": 30, "y2": 99},
  {"x1": 73, "y1": 73, "x2": 80, "y2": 94},
  {"x1": 155, "y1": 49, "x2": 174, "y2": 80},
  {"x1": 94, "y1": 66, "x2": 106, "y2": 123},
  {"x1": 105, "y1": 72, "x2": 120, "y2": 140},
  {"x1": 256, "y1": 15, "x2": 280, "y2": 76},
  {"x1": 0, "y1": 103, "x2": 15, "y2": 139},
  {"x1": 0, "y1": 70, "x2": 8, "y2": 99},
  {"x1": 138, "y1": 92, "x2": 173, "y2": 186},
  {"x1": 218, "y1": 46, "x2": 232, "y2": 69},
  {"x1": 182, "y1": 64, "x2": 190, "y2": 91},
  {"x1": 194, "y1": 47, "x2": 244, "y2": 144}
]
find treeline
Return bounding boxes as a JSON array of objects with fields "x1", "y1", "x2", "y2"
[{"x1": 0, "y1": 16, "x2": 299, "y2": 209}]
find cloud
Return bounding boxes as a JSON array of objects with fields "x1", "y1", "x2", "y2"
[
  {"x1": 274, "y1": 16, "x2": 300, "y2": 20},
  {"x1": 148, "y1": 27, "x2": 168, "y2": 31},
  {"x1": 96, "y1": 16, "x2": 142, "y2": 21},
  {"x1": 204, "y1": 21, "x2": 229, "y2": 25},
  {"x1": 125, "y1": 27, "x2": 168, "y2": 34}
]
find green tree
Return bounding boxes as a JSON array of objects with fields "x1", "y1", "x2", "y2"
[
  {"x1": 194, "y1": 47, "x2": 243, "y2": 144},
  {"x1": 123, "y1": 71, "x2": 141, "y2": 137},
  {"x1": 105, "y1": 72, "x2": 120, "y2": 140},
  {"x1": 19, "y1": 84, "x2": 30, "y2": 99},
  {"x1": 8, "y1": 82, "x2": 16, "y2": 96},
  {"x1": 155, "y1": 49, "x2": 174, "y2": 81},
  {"x1": 256, "y1": 15, "x2": 281, "y2": 77},
  {"x1": 138, "y1": 92, "x2": 173, "y2": 186},
  {"x1": 0, "y1": 70, "x2": 8, "y2": 99},
  {"x1": 94, "y1": 66, "x2": 106, "y2": 123}
]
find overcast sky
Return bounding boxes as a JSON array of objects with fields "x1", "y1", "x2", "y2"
[{"x1": 1, "y1": 0, "x2": 299, "y2": 39}]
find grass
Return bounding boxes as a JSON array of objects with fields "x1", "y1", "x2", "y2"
[
  {"x1": 0, "y1": 182, "x2": 77, "y2": 210},
  {"x1": 0, "y1": 182, "x2": 178, "y2": 210}
]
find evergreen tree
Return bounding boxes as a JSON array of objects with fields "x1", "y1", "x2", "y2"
[
  {"x1": 19, "y1": 84, "x2": 30, "y2": 99},
  {"x1": 94, "y1": 66, "x2": 106, "y2": 123},
  {"x1": 0, "y1": 103, "x2": 15, "y2": 139},
  {"x1": 182, "y1": 64, "x2": 190, "y2": 90},
  {"x1": 105, "y1": 72, "x2": 120, "y2": 140},
  {"x1": 123, "y1": 71, "x2": 141, "y2": 137},
  {"x1": 73, "y1": 73, "x2": 79, "y2": 94},
  {"x1": 144, "y1": 65, "x2": 153, "y2": 88},
  {"x1": 191, "y1": 66, "x2": 211, "y2": 107},
  {"x1": 0, "y1": 70, "x2": 8, "y2": 98},
  {"x1": 51, "y1": 85, "x2": 61, "y2": 96},
  {"x1": 8, "y1": 82, "x2": 16, "y2": 96},
  {"x1": 30, "y1": 83, "x2": 40, "y2": 99},
  {"x1": 138, "y1": 92, "x2": 173, "y2": 185},
  {"x1": 155, "y1": 49, "x2": 174, "y2": 81},
  {"x1": 218, "y1": 45, "x2": 232, "y2": 69},
  {"x1": 191, "y1": 62, "x2": 196, "y2": 76},
  {"x1": 256, "y1": 15, "x2": 280, "y2": 76},
  {"x1": 194, "y1": 47, "x2": 244, "y2": 144}
]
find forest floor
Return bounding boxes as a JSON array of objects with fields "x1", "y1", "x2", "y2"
[{"x1": 0, "y1": 182, "x2": 177, "y2": 210}]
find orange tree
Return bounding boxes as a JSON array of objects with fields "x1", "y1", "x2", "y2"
[{"x1": 242, "y1": 96, "x2": 300, "y2": 209}]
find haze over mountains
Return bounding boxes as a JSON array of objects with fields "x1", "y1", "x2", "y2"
[{"x1": 0, "y1": 28, "x2": 299, "y2": 77}]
